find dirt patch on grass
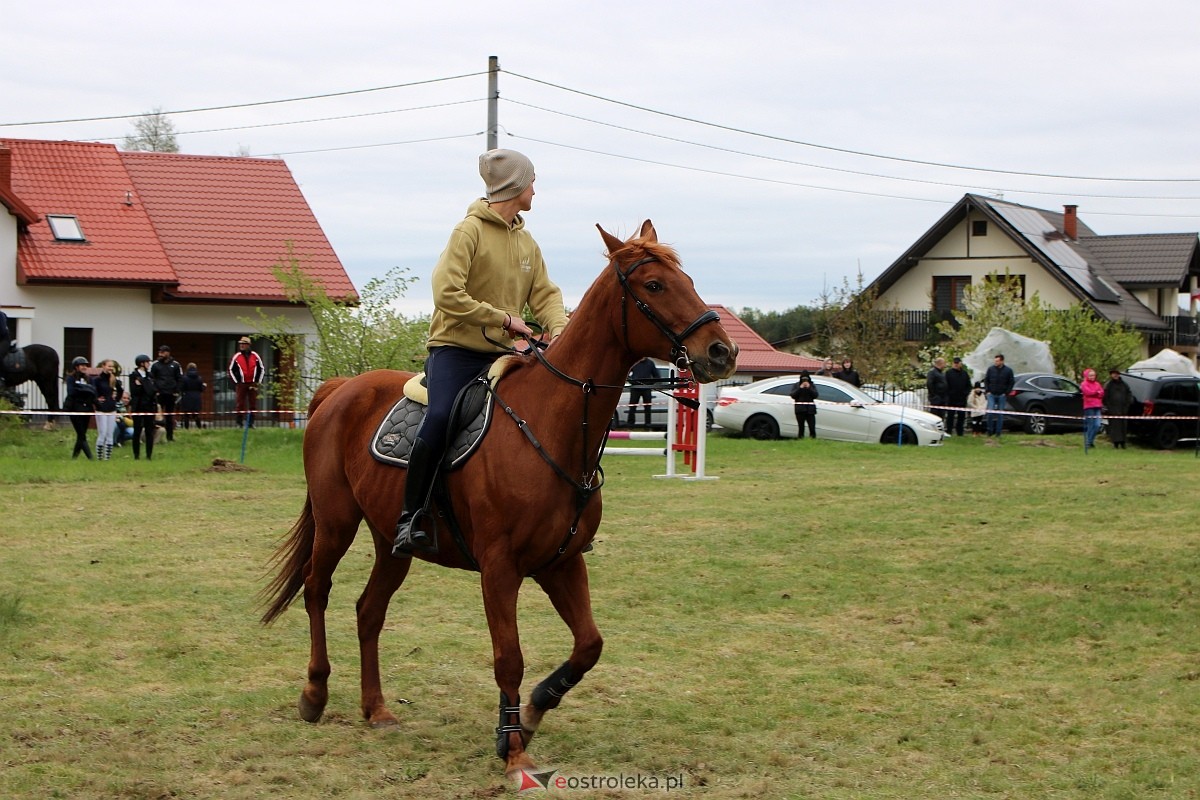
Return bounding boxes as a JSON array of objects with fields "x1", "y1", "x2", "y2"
[{"x1": 205, "y1": 458, "x2": 255, "y2": 473}]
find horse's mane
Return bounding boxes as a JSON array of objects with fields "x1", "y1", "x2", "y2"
[{"x1": 607, "y1": 237, "x2": 681, "y2": 270}]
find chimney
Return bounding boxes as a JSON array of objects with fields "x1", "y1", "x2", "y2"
[{"x1": 1063, "y1": 205, "x2": 1078, "y2": 240}]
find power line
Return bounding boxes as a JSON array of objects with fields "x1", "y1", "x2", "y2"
[
  {"x1": 504, "y1": 69, "x2": 1200, "y2": 184},
  {"x1": 508, "y1": 132, "x2": 949, "y2": 204},
  {"x1": 509, "y1": 131, "x2": 1200, "y2": 220},
  {"x1": 0, "y1": 72, "x2": 485, "y2": 128},
  {"x1": 257, "y1": 132, "x2": 481, "y2": 158},
  {"x1": 86, "y1": 99, "x2": 482, "y2": 144},
  {"x1": 505, "y1": 97, "x2": 1200, "y2": 202}
]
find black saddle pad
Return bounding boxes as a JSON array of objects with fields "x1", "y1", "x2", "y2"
[{"x1": 370, "y1": 379, "x2": 493, "y2": 469}]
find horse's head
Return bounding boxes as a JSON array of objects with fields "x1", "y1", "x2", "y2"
[{"x1": 597, "y1": 220, "x2": 737, "y2": 383}]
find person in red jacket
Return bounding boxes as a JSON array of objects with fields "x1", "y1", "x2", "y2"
[{"x1": 228, "y1": 336, "x2": 265, "y2": 428}]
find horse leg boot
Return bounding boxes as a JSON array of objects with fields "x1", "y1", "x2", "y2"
[{"x1": 391, "y1": 438, "x2": 439, "y2": 557}]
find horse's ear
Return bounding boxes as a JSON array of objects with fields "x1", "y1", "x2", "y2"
[
  {"x1": 638, "y1": 220, "x2": 657, "y2": 243},
  {"x1": 596, "y1": 224, "x2": 624, "y2": 256}
]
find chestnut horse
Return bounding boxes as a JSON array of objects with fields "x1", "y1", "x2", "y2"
[{"x1": 260, "y1": 221, "x2": 737, "y2": 776}]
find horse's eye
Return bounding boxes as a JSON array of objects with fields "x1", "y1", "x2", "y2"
[{"x1": 644, "y1": 280, "x2": 663, "y2": 293}]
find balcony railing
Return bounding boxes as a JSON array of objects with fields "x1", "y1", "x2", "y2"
[
  {"x1": 1150, "y1": 315, "x2": 1200, "y2": 349},
  {"x1": 879, "y1": 310, "x2": 1200, "y2": 347}
]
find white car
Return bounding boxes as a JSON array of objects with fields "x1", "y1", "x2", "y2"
[{"x1": 714, "y1": 375, "x2": 945, "y2": 445}]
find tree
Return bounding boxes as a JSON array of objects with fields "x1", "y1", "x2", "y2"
[
  {"x1": 813, "y1": 273, "x2": 910, "y2": 386},
  {"x1": 244, "y1": 245, "x2": 430, "y2": 407},
  {"x1": 737, "y1": 305, "x2": 819, "y2": 345},
  {"x1": 936, "y1": 272, "x2": 1142, "y2": 381},
  {"x1": 122, "y1": 108, "x2": 180, "y2": 152}
]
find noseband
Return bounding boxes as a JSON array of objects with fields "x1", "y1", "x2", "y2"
[{"x1": 614, "y1": 256, "x2": 721, "y2": 372}]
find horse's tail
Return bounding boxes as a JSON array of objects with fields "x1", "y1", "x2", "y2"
[
  {"x1": 259, "y1": 378, "x2": 349, "y2": 625},
  {"x1": 259, "y1": 495, "x2": 315, "y2": 625},
  {"x1": 259, "y1": 376, "x2": 355, "y2": 625}
]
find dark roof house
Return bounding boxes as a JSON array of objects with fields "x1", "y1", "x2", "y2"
[{"x1": 867, "y1": 193, "x2": 1200, "y2": 355}]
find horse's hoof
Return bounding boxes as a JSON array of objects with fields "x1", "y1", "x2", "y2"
[
  {"x1": 505, "y1": 753, "x2": 539, "y2": 782},
  {"x1": 298, "y1": 694, "x2": 325, "y2": 723}
]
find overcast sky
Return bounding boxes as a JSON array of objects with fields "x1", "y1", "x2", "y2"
[{"x1": 4, "y1": 1, "x2": 1199, "y2": 316}]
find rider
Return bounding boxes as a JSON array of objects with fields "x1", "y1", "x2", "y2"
[
  {"x1": 0, "y1": 309, "x2": 11, "y2": 385},
  {"x1": 392, "y1": 149, "x2": 569, "y2": 557}
]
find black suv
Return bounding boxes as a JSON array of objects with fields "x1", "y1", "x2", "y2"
[{"x1": 1117, "y1": 369, "x2": 1200, "y2": 449}]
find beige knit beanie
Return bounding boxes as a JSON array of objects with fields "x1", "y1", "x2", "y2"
[{"x1": 479, "y1": 149, "x2": 535, "y2": 202}]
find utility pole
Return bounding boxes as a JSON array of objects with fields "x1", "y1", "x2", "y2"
[{"x1": 487, "y1": 56, "x2": 499, "y2": 151}]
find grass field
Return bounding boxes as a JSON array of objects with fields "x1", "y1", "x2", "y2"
[{"x1": 2, "y1": 421, "x2": 1199, "y2": 798}]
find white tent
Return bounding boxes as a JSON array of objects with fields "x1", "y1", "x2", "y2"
[
  {"x1": 963, "y1": 328, "x2": 1054, "y2": 379},
  {"x1": 1128, "y1": 348, "x2": 1200, "y2": 376}
]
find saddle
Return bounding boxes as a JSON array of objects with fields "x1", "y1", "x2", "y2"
[
  {"x1": 1, "y1": 348, "x2": 25, "y2": 374},
  {"x1": 370, "y1": 356, "x2": 516, "y2": 469}
]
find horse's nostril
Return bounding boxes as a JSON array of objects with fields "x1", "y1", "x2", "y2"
[{"x1": 709, "y1": 341, "x2": 731, "y2": 364}]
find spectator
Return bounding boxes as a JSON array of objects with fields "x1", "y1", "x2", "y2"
[
  {"x1": 984, "y1": 354, "x2": 1015, "y2": 437},
  {"x1": 1080, "y1": 368, "x2": 1105, "y2": 451},
  {"x1": 789, "y1": 372, "x2": 818, "y2": 439},
  {"x1": 180, "y1": 361, "x2": 207, "y2": 429},
  {"x1": 944, "y1": 356, "x2": 973, "y2": 436},
  {"x1": 0, "y1": 308, "x2": 11, "y2": 359},
  {"x1": 626, "y1": 357, "x2": 658, "y2": 428},
  {"x1": 925, "y1": 357, "x2": 948, "y2": 420},
  {"x1": 1103, "y1": 368, "x2": 1133, "y2": 449},
  {"x1": 833, "y1": 358, "x2": 861, "y2": 387},
  {"x1": 64, "y1": 356, "x2": 96, "y2": 459},
  {"x1": 128, "y1": 354, "x2": 158, "y2": 460},
  {"x1": 91, "y1": 359, "x2": 122, "y2": 461},
  {"x1": 968, "y1": 381, "x2": 988, "y2": 436},
  {"x1": 150, "y1": 344, "x2": 183, "y2": 442},
  {"x1": 228, "y1": 336, "x2": 265, "y2": 428},
  {"x1": 816, "y1": 358, "x2": 835, "y2": 376}
]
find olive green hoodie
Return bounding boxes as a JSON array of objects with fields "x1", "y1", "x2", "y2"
[{"x1": 427, "y1": 199, "x2": 568, "y2": 352}]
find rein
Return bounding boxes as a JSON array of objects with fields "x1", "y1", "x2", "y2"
[{"x1": 484, "y1": 253, "x2": 722, "y2": 573}]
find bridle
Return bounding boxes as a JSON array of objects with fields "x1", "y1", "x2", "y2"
[
  {"x1": 614, "y1": 256, "x2": 721, "y2": 374},
  {"x1": 483, "y1": 252, "x2": 723, "y2": 573}
]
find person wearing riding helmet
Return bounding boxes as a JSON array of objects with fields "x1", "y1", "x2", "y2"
[
  {"x1": 65, "y1": 356, "x2": 97, "y2": 459},
  {"x1": 128, "y1": 354, "x2": 159, "y2": 460},
  {"x1": 391, "y1": 149, "x2": 569, "y2": 558}
]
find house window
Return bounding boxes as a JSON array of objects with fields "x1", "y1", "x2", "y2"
[
  {"x1": 971, "y1": 220, "x2": 988, "y2": 237},
  {"x1": 63, "y1": 327, "x2": 92, "y2": 366},
  {"x1": 933, "y1": 276, "x2": 972, "y2": 313},
  {"x1": 47, "y1": 215, "x2": 85, "y2": 241}
]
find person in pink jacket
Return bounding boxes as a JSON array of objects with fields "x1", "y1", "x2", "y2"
[{"x1": 1080, "y1": 368, "x2": 1105, "y2": 451}]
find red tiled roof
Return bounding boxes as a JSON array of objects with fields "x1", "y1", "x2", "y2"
[
  {"x1": 710, "y1": 304, "x2": 824, "y2": 373},
  {"x1": 0, "y1": 146, "x2": 39, "y2": 226},
  {"x1": 121, "y1": 151, "x2": 355, "y2": 302},
  {"x1": 3, "y1": 138, "x2": 356, "y2": 304},
  {"x1": 6, "y1": 139, "x2": 178, "y2": 286}
]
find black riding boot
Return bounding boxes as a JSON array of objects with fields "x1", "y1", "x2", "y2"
[{"x1": 391, "y1": 438, "x2": 439, "y2": 558}]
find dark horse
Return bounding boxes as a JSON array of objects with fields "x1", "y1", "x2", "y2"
[
  {"x1": 1, "y1": 344, "x2": 61, "y2": 427},
  {"x1": 260, "y1": 221, "x2": 738, "y2": 777}
]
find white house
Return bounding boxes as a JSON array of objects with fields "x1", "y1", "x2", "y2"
[{"x1": 0, "y1": 138, "x2": 356, "y2": 416}]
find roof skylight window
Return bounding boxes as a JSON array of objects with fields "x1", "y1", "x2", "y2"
[{"x1": 47, "y1": 214, "x2": 85, "y2": 241}]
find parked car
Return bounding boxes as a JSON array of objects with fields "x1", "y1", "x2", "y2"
[
  {"x1": 1118, "y1": 369, "x2": 1200, "y2": 449},
  {"x1": 1005, "y1": 372, "x2": 1090, "y2": 434},
  {"x1": 714, "y1": 375, "x2": 946, "y2": 445}
]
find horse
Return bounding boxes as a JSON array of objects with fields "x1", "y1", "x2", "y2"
[
  {"x1": 1, "y1": 343, "x2": 61, "y2": 428},
  {"x1": 260, "y1": 220, "x2": 738, "y2": 778}
]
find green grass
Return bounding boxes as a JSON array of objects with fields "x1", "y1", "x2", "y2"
[{"x1": 1, "y1": 423, "x2": 1199, "y2": 798}]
